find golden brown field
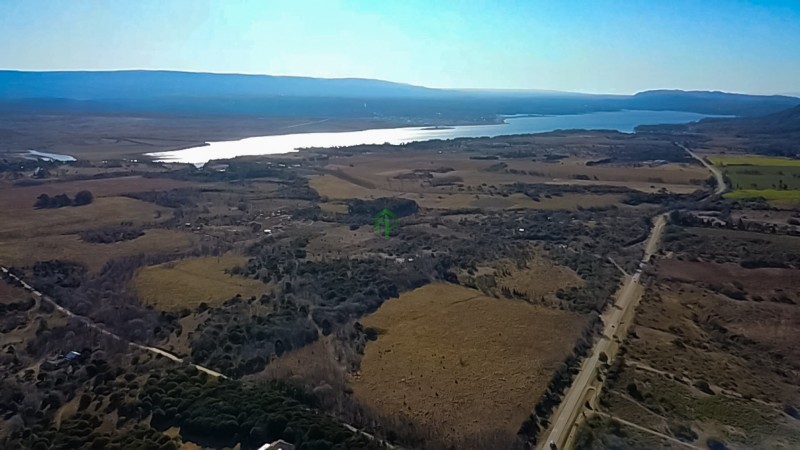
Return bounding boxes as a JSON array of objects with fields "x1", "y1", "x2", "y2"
[
  {"x1": 313, "y1": 150, "x2": 707, "y2": 195},
  {"x1": 0, "y1": 176, "x2": 195, "y2": 201},
  {"x1": 351, "y1": 283, "x2": 585, "y2": 443},
  {"x1": 134, "y1": 254, "x2": 266, "y2": 310},
  {"x1": 0, "y1": 229, "x2": 193, "y2": 271},
  {"x1": 0, "y1": 176, "x2": 204, "y2": 237},
  {"x1": 311, "y1": 174, "x2": 624, "y2": 209},
  {"x1": 0, "y1": 196, "x2": 166, "y2": 239}
]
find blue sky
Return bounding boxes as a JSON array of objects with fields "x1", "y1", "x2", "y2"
[{"x1": 2, "y1": 0, "x2": 799, "y2": 94}]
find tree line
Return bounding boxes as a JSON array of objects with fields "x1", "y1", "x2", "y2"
[{"x1": 34, "y1": 190, "x2": 93, "y2": 209}]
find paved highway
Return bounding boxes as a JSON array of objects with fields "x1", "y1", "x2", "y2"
[{"x1": 537, "y1": 215, "x2": 666, "y2": 450}]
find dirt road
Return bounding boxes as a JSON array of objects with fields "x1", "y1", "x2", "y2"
[
  {"x1": 677, "y1": 142, "x2": 727, "y2": 195},
  {"x1": 537, "y1": 215, "x2": 666, "y2": 450},
  {"x1": 0, "y1": 266, "x2": 227, "y2": 379},
  {"x1": 594, "y1": 412, "x2": 704, "y2": 450}
]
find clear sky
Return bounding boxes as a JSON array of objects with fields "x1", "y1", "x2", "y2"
[{"x1": 2, "y1": 0, "x2": 799, "y2": 94}]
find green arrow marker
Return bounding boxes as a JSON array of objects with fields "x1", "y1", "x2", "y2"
[{"x1": 373, "y1": 208, "x2": 398, "y2": 239}]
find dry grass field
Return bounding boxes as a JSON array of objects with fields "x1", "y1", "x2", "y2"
[
  {"x1": 0, "y1": 196, "x2": 166, "y2": 239},
  {"x1": 546, "y1": 178, "x2": 703, "y2": 194},
  {"x1": 0, "y1": 176, "x2": 199, "y2": 236},
  {"x1": 0, "y1": 176, "x2": 195, "y2": 200},
  {"x1": 134, "y1": 254, "x2": 266, "y2": 310},
  {"x1": 313, "y1": 150, "x2": 708, "y2": 197},
  {"x1": 260, "y1": 338, "x2": 347, "y2": 388},
  {"x1": 596, "y1": 251, "x2": 800, "y2": 449},
  {"x1": 310, "y1": 174, "x2": 396, "y2": 200},
  {"x1": 496, "y1": 257, "x2": 585, "y2": 304},
  {"x1": 318, "y1": 201, "x2": 349, "y2": 214},
  {"x1": 417, "y1": 192, "x2": 624, "y2": 210},
  {"x1": 351, "y1": 283, "x2": 585, "y2": 443},
  {"x1": 0, "y1": 281, "x2": 28, "y2": 303},
  {"x1": 657, "y1": 259, "x2": 800, "y2": 304},
  {"x1": 309, "y1": 147, "x2": 708, "y2": 211},
  {"x1": 311, "y1": 174, "x2": 624, "y2": 210},
  {"x1": 0, "y1": 229, "x2": 193, "y2": 271},
  {"x1": 304, "y1": 223, "x2": 384, "y2": 260},
  {"x1": 631, "y1": 282, "x2": 798, "y2": 401}
]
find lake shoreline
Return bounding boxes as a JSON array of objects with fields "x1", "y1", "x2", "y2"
[{"x1": 147, "y1": 110, "x2": 728, "y2": 165}]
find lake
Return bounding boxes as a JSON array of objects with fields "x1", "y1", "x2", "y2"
[
  {"x1": 25, "y1": 150, "x2": 77, "y2": 162},
  {"x1": 148, "y1": 110, "x2": 722, "y2": 164}
]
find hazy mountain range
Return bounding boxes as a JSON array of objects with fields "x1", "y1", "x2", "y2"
[{"x1": 1, "y1": 70, "x2": 798, "y2": 122}]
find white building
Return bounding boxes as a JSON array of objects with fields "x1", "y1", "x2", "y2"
[{"x1": 257, "y1": 440, "x2": 295, "y2": 450}]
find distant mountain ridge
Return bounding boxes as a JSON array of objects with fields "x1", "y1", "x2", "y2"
[
  {"x1": 1, "y1": 70, "x2": 798, "y2": 120},
  {"x1": 637, "y1": 103, "x2": 800, "y2": 156},
  {"x1": 0, "y1": 70, "x2": 445, "y2": 100},
  {"x1": 690, "y1": 104, "x2": 800, "y2": 134},
  {"x1": 628, "y1": 89, "x2": 799, "y2": 115}
]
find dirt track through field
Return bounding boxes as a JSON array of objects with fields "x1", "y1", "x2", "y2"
[
  {"x1": 595, "y1": 412, "x2": 704, "y2": 449},
  {"x1": 0, "y1": 265, "x2": 227, "y2": 379}
]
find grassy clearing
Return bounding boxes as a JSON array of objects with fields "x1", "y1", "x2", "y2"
[
  {"x1": 0, "y1": 282, "x2": 29, "y2": 303},
  {"x1": 687, "y1": 226, "x2": 800, "y2": 245},
  {"x1": 311, "y1": 174, "x2": 623, "y2": 210},
  {"x1": 352, "y1": 283, "x2": 584, "y2": 443},
  {"x1": 708, "y1": 154, "x2": 800, "y2": 206},
  {"x1": 708, "y1": 155, "x2": 800, "y2": 167},
  {"x1": 311, "y1": 151, "x2": 706, "y2": 203},
  {"x1": 309, "y1": 174, "x2": 396, "y2": 200},
  {"x1": 0, "y1": 176, "x2": 196, "y2": 201},
  {"x1": 0, "y1": 229, "x2": 193, "y2": 271},
  {"x1": 134, "y1": 254, "x2": 265, "y2": 310},
  {"x1": 496, "y1": 257, "x2": 584, "y2": 303},
  {"x1": 612, "y1": 369, "x2": 800, "y2": 449},
  {"x1": 318, "y1": 201, "x2": 349, "y2": 214},
  {"x1": 415, "y1": 192, "x2": 623, "y2": 210},
  {"x1": 725, "y1": 166, "x2": 800, "y2": 190},
  {"x1": 330, "y1": 152, "x2": 708, "y2": 189},
  {"x1": 0, "y1": 196, "x2": 166, "y2": 239},
  {"x1": 725, "y1": 189, "x2": 800, "y2": 201}
]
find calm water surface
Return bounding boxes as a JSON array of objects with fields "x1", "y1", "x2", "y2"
[{"x1": 148, "y1": 110, "x2": 722, "y2": 164}]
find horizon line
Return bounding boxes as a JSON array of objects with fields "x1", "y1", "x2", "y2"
[{"x1": 1, "y1": 68, "x2": 798, "y2": 98}]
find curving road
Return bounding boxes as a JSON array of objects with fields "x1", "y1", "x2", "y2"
[
  {"x1": 537, "y1": 215, "x2": 666, "y2": 450},
  {"x1": 676, "y1": 142, "x2": 727, "y2": 196}
]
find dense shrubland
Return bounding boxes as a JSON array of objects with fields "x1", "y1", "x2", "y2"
[
  {"x1": 190, "y1": 294, "x2": 319, "y2": 377},
  {"x1": 140, "y1": 368, "x2": 384, "y2": 449},
  {"x1": 0, "y1": 270, "x2": 385, "y2": 449},
  {"x1": 664, "y1": 225, "x2": 800, "y2": 268},
  {"x1": 124, "y1": 188, "x2": 197, "y2": 208},
  {"x1": 197, "y1": 235, "x2": 430, "y2": 376},
  {"x1": 79, "y1": 223, "x2": 144, "y2": 243},
  {"x1": 22, "y1": 258, "x2": 174, "y2": 343},
  {"x1": 347, "y1": 197, "x2": 419, "y2": 224},
  {"x1": 155, "y1": 159, "x2": 303, "y2": 183}
]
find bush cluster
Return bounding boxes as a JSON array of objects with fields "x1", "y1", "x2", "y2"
[{"x1": 33, "y1": 190, "x2": 93, "y2": 209}]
